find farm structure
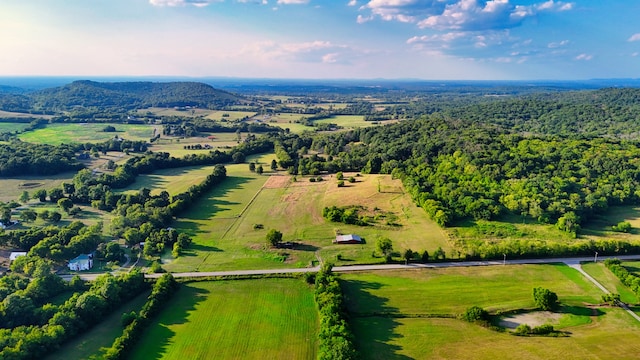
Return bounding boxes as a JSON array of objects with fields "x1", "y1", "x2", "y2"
[
  {"x1": 334, "y1": 234, "x2": 363, "y2": 244},
  {"x1": 68, "y1": 254, "x2": 94, "y2": 271}
]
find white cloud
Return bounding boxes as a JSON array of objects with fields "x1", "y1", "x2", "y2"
[
  {"x1": 348, "y1": 0, "x2": 358, "y2": 6},
  {"x1": 575, "y1": 53, "x2": 592, "y2": 61},
  {"x1": 628, "y1": 33, "x2": 640, "y2": 42},
  {"x1": 237, "y1": 40, "x2": 361, "y2": 65},
  {"x1": 417, "y1": 0, "x2": 574, "y2": 31},
  {"x1": 277, "y1": 0, "x2": 309, "y2": 4},
  {"x1": 548, "y1": 40, "x2": 569, "y2": 48}
]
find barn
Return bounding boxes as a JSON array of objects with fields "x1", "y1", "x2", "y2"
[{"x1": 334, "y1": 234, "x2": 363, "y2": 244}]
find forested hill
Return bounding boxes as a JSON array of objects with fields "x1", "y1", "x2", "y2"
[
  {"x1": 444, "y1": 88, "x2": 640, "y2": 138},
  {"x1": 2, "y1": 80, "x2": 245, "y2": 112}
]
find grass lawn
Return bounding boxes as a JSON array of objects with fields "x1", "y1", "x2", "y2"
[
  {"x1": 164, "y1": 164, "x2": 448, "y2": 272},
  {"x1": 342, "y1": 264, "x2": 640, "y2": 360},
  {"x1": 44, "y1": 292, "x2": 150, "y2": 360},
  {"x1": 0, "y1": 122, "x2": 30, "y2": 133},
  {"x1": 18, "y1": 123, "x2": 160, "y2": 144},
  {"x1": 129, "y1": 279, "x2": 318, "y2": 360},
  {"x1": 581, "y1": 262, "x2": 639, "y2": 305}
]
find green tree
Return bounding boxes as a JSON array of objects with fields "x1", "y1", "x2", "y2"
[
  {"x1": 249, "y1": 162, "x2": 256, "y2": 172},
  {"x1": 19, "y1": 191, "x2": 30, "y2": 204},
  {"x1": 376, "y1": 238, "x2": 393, "y2": 262},
  {"x1": 256, "y1": 165, "x2": 264, "y2": 175},
  {"x1": 34, "y1": 189, "x2": 47, "y2": 202},
  {"x1": 403, "y1": 249, "x2": 413, "y2": 264},
  {"x1": 266, "y1": 229, "x2": 283, "y2": 247},
  {"x1": 271, "y1": 159, "x2": 278, "y2": 171},
  {"x1": 57, "y1": 198, "x2": 73, "y2": 213},
  {"x1": 533, "y1": 287, "x2": 558, "y2": 310},
  {"x1": 20, "y1": 209, "x2": 37, "y2": 222}
]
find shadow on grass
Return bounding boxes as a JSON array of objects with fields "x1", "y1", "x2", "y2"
[
  {"x1": 181, "y1": 243, "x2": 223, "y2": 257},
  {"x1": 559, "y1": 304, "x2": 604, "y2": 317},
  {"x1": 341, "y1": 280, "x2": 412, "y2": 360},
  {"x1": 178, "y1": 176, "x2": 255, "y2": 221},
  {"x1": 134, "y1": 284, "x2": 210, "y2": 360}
]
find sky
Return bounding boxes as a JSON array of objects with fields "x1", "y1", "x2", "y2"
[{"x1": 1, "y1": 0, "x2": 640, "y2": 80}]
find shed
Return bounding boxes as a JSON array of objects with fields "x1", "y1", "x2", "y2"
[{"x1": 334, "y1": 234, "x2": 363, "y2": 244}]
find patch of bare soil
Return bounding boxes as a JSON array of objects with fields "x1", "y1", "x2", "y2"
[{"x1": 499, "y1": 311, "x2": 563, "y2": 329}]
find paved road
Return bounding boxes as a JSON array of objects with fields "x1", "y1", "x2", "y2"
[{"x1": 61, "y1": 254, "x2": 640, "y2": 281}]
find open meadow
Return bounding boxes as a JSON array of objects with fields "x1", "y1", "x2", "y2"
[
  {"x1": 162, "y1": 158, "x2": 449, "y2": 272},
  {"x1": 118, "y1": 165, "x2": 222, "y2": 197},
  {"x1": 341, "y1": 264, "x2": 640, "y2": 359},
  {"x1": 147, "y1": 132, "x2": 243, "y2": 157},
  {"x1": 0, "y1": 172, "x2": 76, "y2": 202},
  {"x1": 129, "y1": 279, "x2": 318, "y2": 360},
  {"x1": 18, "y1": 123, "x2": 160, "y2": 144}
]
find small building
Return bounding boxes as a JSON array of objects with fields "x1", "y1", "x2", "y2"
[
  {"x1": 334, "y1": 234, "x2": 363, "y2": 244},
  {"x1": 9, "y1": 252, "x2": 27, "y2": 262},
  {"x1": 68, "y1": 254, "x2": 93, "y2": 271}
]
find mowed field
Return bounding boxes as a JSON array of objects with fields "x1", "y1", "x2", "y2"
[
  {"x1": 163, "y1": 156, "x2": 449, "y2": 272},
  {"x1": 118, "y1": 165, "x2": 222, "y2": 196},
  {"x1": 341, "y1": 264, "x2": 640, "y2": 360},
  {"x1": 18, "y1": 123, "x2": 160, "y2": 144},
  {"x1": 129, "y1": 279, "x2": 318, "y2": 360},
  {"x1": 147, "y1": 132, "x2": 245, "y2": 157},
  {"x1": 0, "y1": 172, "x2": 76, "y2": 202}
]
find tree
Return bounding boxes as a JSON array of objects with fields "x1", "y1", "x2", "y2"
[
  {"x1": 433, "y1": 246, "x2": 446, "y2": 260},
  {"x1": 50, "y1": 211, "x2": 62, "y2": 223},
  {"x1": 20, "y1": 209, "x2": 37, "y2": 222},
  {"x1": 376, "y1": 238, "x2": 393, "y2": 262},
  {"x1": 19, "y1": 190, "x2": 30, "y2": 204},
  {"x1": 0, "y1": 207, "x2": 11, "y2": 225},
  {"x1": 256, "y1": 165, "x2": 264, "y2": 175},
  {"x1": 336, "y1": 171, "x2": 344, "y2": 180},
  {"x1": 58, "y1": 198, "x2": 73, "y2": 213},
  {"x1": 266, "y1": 229, "x2": 283, "y2": 247},
  {"x1": 48, "y1": 188, "x2": 64, "y2": 203},
  {"x1": 421, "y1": 250, "x2": 429, "y2": 263},
  {"x1": 533, "y1": 287, "x2": 558, "y2": 310},
  {"x1": 232, "y1": 151, "x2": 245, "y2": 164},
  {"x1": 403, "y1": 249, "x2": 413, "y2": 264},
  {"x1": 271, "y1": 159, "x2": 278, "y2": 171},
  {"x1": 34, "y1": 189, "x2": 47, "y2": 202},
  {"x1": 249, "y1": 162, "x2": 256, "y2": 172}
]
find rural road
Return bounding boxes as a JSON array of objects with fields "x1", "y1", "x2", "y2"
[{"x1": 61, "y1": 254, "x2": 640, "y2": 281}]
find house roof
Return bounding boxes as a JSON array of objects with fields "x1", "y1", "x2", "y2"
[
  {"x1": 9, "y1": 252, "x2": 27, "y2": 261},
  {"x1": 335, "y1": 234, "x2": 362, "y2": 243},
  {"x1": 69, "y1": 254, "x2": 92, "y2": 263}
]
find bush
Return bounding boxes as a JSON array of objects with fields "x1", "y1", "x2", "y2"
[
  {"x1": 337, "y1": 180, "x2": 345, "y2": 187},
  {"x1": 461, "y1": 306, "x2": 489, "y2": 322},
  {"x1": 533, "y1": 287, "x2": 558, "y2": 311},
  {"x1": 514, "y1": 323, "x2": 532, "y2": 336}
]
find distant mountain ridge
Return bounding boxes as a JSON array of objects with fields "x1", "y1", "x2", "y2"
[{"x1": 0, "y1": 80, "x2": 245, "y2": 112}]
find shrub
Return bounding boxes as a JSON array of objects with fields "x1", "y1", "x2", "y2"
[
  {"x1": 461, "y1": 306, "x2": 489, "y2": 322},
  {"x1": 533, "y1": 287, "x2": 558, "y2": 311}
]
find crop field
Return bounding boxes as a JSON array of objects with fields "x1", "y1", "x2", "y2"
[
  {"x1": 164, "y1": 160, "x2": 449, "y2": 272},
  {"x1": 18, "y1": 123, "x2": 160, "y2": 144},
  {"x1": 129, "y1": 279, "x2": 318, "y2": 360},
  {"x1": 341, "y1": 265, "x2": 640, "y2": 359},
  {"x1": 136, "y1": 107, "x2": 256, "y2": 121}
]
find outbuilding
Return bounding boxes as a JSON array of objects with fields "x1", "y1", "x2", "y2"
[
  {"x1": 68, "y1": 254, "x2": 94, "y2": 271},
  {"x1": 334, "y1": 234, "x2": 363, "y2": 244}
]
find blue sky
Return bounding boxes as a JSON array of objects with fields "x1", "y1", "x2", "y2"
[{"x1": 1, "y1": 0, "x2": 639, "y2": 80}]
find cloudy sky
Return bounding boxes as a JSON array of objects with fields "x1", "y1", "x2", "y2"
[{"x1": 1, "y1": 0, "x2": 639, "y2": 80}]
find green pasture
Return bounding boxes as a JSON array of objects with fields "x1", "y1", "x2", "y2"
[
  {"x1": 581, "y1": 262, "x2": 639, "y2": 305},
  {"x1": 316, "y1": 115, "x2": 378, "y2": 129},
  {"x1": 44, "y1": 292, "x2": 150, "y2": 360},
  {"x1": 136, "y1": 107, "x2": 256, "y2": 121},
  {"x1": 18, "y1": 123, "x2": 160, "y2": 144},
  {"x1": 342, "y1": 265, "x2": 640, "y2": 359},
  {"x1": 341, "y1": 264, "x2": 601, "y2": 315},
  {"x1": 164, "y1": 165, "x2": 449, "y2": 272},
  {"x1": 0, "y1": 122, "x2": 30, "y2": 133},
  {"x1": 204, "y1": 110, "x2": 256, "y2": 121},
  {"x1": 581, "y1": 205, "x2": 640, "y2": 240},
  {"x1": 129, "y1": 279, "x2": 318, "y2": 360},
  {"x1": 0, "y1": 172, "x2": 75, "y2": 202},
  {"x1": 352, "y1": 309, "x2": 640, "y2": 360},
  {"x1": 118, "y1": 165, "x2": 221, "y2": 196}
]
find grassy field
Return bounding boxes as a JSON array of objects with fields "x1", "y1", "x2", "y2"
[
  {"x1": 136, "y1": 107, "x2": 256, "y2": 121},
  {"x1": 118, "y1": 165, "x2": 222, "y2": 196},
  {"x1": 129, "y1": 279, "x2": 318, "y2": 360},
  {"x1": 0, "y1": 122, "x2": 31, "y2": 133},
  {"x1": 164, "y1": 160, "x2": 449, "y2": 272},
  {"x1": 341, "y1": 264, "x2": 640, "y2": 359},
  {"x1": 0, "y1": 172, "x2": 76, "y2": 202},
  {"x1": 147, "y1": 132, "x2": 244, "y2": 157},
  {"x1": 0, "y1": 110, "x2": 53, "y2": 119},
  {"x1": 581, "y1": 262, "x2": 639, "y2": 305},
  {"x1": 18, "y1": 123, "x2": 160, "y2": 144},
  {"x1": 44, "y1": 292, "x2": 150, "y2": 360}
]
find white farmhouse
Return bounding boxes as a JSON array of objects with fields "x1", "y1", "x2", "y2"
[{"x1": 68, "y1": 254, "x2": 93, "y2": 271}]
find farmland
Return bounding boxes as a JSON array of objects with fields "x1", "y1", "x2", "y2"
[
  {"x1": 18, "y1": 123, "x2": 160, "y2": 144},
  {"x1": 129, "y1": 279, "x2": 318, "y2": 360},
  {"x1": 341, "y1": 265, "x2": 640, "y2": 359}
]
